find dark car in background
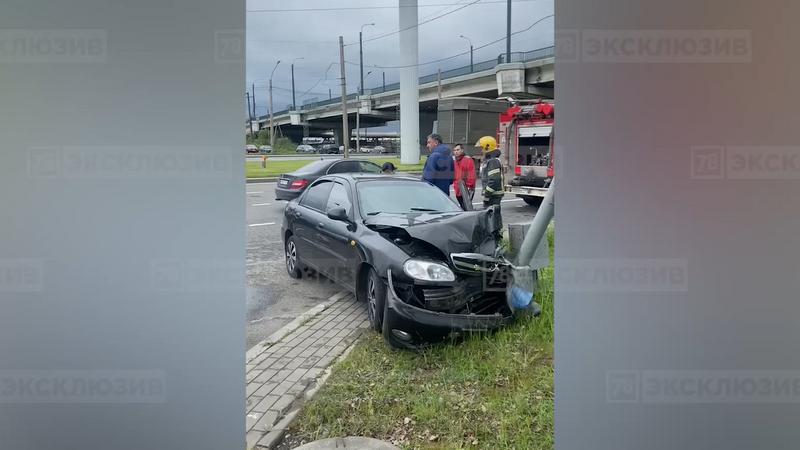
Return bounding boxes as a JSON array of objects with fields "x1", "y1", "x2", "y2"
[
  {"x1": 320, "y1": 144, "x2": 339, "y2": 154},
  {"x1": 274, "y1": 159, "x2": 382, "y2": 201},
  {"x1": 281, "y1": 174, "x2": 517, "y2": 349}
]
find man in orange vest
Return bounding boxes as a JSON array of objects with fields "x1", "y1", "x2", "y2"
[{"x1": 452, "y1": 143, "x2": 476, "y2": 209}]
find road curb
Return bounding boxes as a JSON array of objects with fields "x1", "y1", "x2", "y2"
[
  {"x1": 245, "y1": 290, "x2": 349, "y2": 363},
  {"x1": 258, "y1": 332, "x2": 365, "y2": 449}
]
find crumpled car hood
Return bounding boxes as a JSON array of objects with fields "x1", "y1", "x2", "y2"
[{"x1": 364, "y1": 209, "x2": 500, "y2": 255}]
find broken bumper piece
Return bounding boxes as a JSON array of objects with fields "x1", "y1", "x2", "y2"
[{"x1": 383, "y1": 269, "x2": 514, "y2": 350}]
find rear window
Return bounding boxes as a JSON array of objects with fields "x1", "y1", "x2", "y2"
[{"x1": 293, "y1": 159, "x2": 331, "y2": 175}]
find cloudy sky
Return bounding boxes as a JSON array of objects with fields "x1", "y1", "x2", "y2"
[{"x1": 245, "y1": 0, "x2": 554, "y2": 116}]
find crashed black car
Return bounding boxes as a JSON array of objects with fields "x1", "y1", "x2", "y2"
[{"x1": 281, "y1": 173, "x2": 520, "y2": 349}]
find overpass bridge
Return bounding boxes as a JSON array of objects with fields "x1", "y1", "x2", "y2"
[{"x1": 251, "y1": 47, "x2": 554, "y2": 145}]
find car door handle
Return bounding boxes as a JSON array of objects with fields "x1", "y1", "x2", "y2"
[{"x1": 317, "y1": 222, "x2": 325, "y2": 229}]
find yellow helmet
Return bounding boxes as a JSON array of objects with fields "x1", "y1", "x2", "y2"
[{"x1": 475, "y1": 136, "x2": 498, "y2": 153}]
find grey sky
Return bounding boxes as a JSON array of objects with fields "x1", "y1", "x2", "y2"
[{"x1": 245, "y1": 0, "x2": 554, "y2": 116}]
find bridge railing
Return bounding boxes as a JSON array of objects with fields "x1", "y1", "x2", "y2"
[{"x1": 264, "y1": 46, "x2": 554, "y2": 119}]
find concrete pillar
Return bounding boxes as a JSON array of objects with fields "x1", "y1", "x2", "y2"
[
  {"x1": 418, "y1": 111, "x2": 437, "y2": 147},
  {"x1": 399, "y1": 0, "x2": 419, "y2": 164},
  {"x1": 332, "y1": 128, "x2": 343, "y2": 147}
]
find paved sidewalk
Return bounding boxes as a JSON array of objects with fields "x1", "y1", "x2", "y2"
[{"x1": 245, "y1": 292, "x2": 369, "y2": 449}]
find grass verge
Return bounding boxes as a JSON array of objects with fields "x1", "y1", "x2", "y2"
[
  {"x1": 284, "y1": 227, "x2": 555, "y2": 450},
  {"x1": 246, "y1": 157, "x2": 426, "y2": 179}
]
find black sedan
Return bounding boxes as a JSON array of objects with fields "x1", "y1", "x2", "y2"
[
  {"x1": 281, "y1": 173, "x2": 523, "y2": 349},
  {"x1": 275, "y1": 158, "x2": 383, "y2": 201}
]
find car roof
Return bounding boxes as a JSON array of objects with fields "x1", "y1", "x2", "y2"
[{"x1": 325, "y1": 173, "x2": 420, "y2": 182}]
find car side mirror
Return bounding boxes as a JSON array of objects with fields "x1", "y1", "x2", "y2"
[{"x1": 327, "y1": 207, "x2": 349, "y2": 222}]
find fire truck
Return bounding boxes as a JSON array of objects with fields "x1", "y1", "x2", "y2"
[
  {"x1": 436, "y1": 97, "x2": 554, "y2": 206},
  {"x1": 498, "y1": 100, "x2": 554, "y2": 206}
]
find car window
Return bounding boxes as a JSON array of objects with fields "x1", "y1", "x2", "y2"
[
  {"x1": 326, "y1": 182, "x2": 352, "y2": 214},
  {"x1": 359, "y1": 161, "x2": 382, "y2": 173},
  {"x1": 294, "y1": 159, "x2": 331, "y2": 175},
  {"x1": 299, "y1": 180, "x2": 333, "y2": 211},
  {"x1": 327, "y1": 161, "x2": 360, "y2": 174}
]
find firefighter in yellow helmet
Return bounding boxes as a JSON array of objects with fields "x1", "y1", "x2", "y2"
[{"x1": 475, "y1": 136, "x2": 504, "y2": 209}]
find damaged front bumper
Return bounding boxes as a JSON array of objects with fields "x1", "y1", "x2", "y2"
[{"x1": 383, "y1": 269, "x2": 515, "y2": 350}]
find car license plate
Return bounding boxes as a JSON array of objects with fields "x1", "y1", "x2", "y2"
[{"x1": 279, "y1": 179, "x2": 288, "y2": 186}]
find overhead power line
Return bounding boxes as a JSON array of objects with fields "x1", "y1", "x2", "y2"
[
  {"x1": 247, "y1": 0, "x2": 538, "y2": 13},
  {"x1": 345, "y1": 14, "x2": 554, "y2": 69},
  {"x1": 345, "y1": 0, "x2": 482, "y2": 47}
]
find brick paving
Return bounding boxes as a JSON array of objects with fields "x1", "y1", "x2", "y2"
[{"x1": 244, "y1": 294, "x2": 368, "y2": 449}]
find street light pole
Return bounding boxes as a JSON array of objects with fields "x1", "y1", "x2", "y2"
[
  {"x1": 291, "y1": 57, "x2": 303, "y2": 111},
  {"x1": 359, "y1": 22, "x2": 374, "y2": 96},
  {"x1": 338, "y1": 36, "x2": 349, "y2": 159},
  {"x1": 459, "y1": 34, "x2": 473, "y2": 72},
  {"x1": 356, "y1": 70, "x2": 373, "y2": 154},
  {"x1": 269, "y1": 60, "x2": 281, "y2": 148}
]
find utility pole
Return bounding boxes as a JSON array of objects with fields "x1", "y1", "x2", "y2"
[
  {"x1": 329, "y1": 88, "x2": 332, "y2": 99},
  {"x1": 339, "y1": 36, "x2": 349, "y2": 159},
  {"x1": 268, "y1": 78, "x2": 274, "y2": 146},
  {"x1": 291, "y1": 57, "x2": 303, "y2": 111},
  {"x1": 291, "y1": 64, "x2": 296, "y2": 110},
  {"x1": 246, "y1": 91, "x2": 253, "y2": 136},
  {"x1": 459, "y1": 35, "x2": 473, "y2": 73},
  {"x1": 506, "y1": 0, "x2": 512, "y2": 63},
  {"x1": 382, "y1": 72, "x2": 386, "y2": 92},
  {"x1": 251, "y1": 83, "x2": 256, "y2": 120},
  {"x1": 359, "y1": 23, "x2": 374, "y2": 96},
  {"x1": 269, "y1": 60, "x2": 281, "y2": 148}
]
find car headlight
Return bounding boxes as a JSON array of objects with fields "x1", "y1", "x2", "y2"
[{"x1": 402, "y1": 259, "x2": 455, "y2": 282}]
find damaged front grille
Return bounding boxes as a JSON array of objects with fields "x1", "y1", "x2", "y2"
[{"x1": 415, "y1": 273, "x2": 509, "y2": 313}]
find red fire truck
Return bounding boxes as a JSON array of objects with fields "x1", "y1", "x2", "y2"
[{"x1": 498, "y1": 100, "x2": 554, "y2": 206}]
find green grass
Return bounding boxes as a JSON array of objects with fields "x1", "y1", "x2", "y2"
[
  {"x1": 287, "y1": 227, "x2": 555, "y2": 450},
  {"x1": 246, "y1": 157, "x2": 427, "y2": 179}
]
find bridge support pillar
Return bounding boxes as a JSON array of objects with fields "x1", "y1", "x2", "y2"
[
  {"x1": 399, "y1": 0, "x2": 420, "y2": 164},
  {"x1": 419, "y1": 111, "x2": 437, "y2": 147}
]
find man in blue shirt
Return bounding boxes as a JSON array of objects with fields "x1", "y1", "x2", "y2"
[{"x1": 421, "y1": 133, "x2": 454, "y2": 195}]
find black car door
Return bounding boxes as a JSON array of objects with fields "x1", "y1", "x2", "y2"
[
  {"x1": 293, "y1": 180, "x2": 333, "y2": 267},
  {"x1": 315, "y1": 180, "x2": 357, "y2": 288}
]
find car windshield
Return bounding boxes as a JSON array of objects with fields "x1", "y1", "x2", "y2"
[
  {"x1": 358, "y1": 181, "x2": 461, "y2": 216},
  {"x1": 292, "y1": 159, "x2": 331, "y2": 175}
]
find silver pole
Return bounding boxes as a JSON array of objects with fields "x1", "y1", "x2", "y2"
[{"x1": 516, "y1": 180, "x2": 555, "y2": 266}]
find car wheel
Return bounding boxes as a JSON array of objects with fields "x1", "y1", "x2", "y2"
[
  {"x1": 285, "y1": 236, "x2": 302, "y2": 279},
  {"x1": 522, "y1": 196, "x2": 543, "y2": 207},
  {"x1": 366, "y1": 268, "x2": 386, "y2": 332}
]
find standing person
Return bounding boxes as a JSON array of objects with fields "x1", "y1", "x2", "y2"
[
  {"x1": 476, "y1": 135, "x2": 504, "y2": 207},
  {"x1": 452, "y1": 143, "x2": 476, "y2": 209},
  {"x1": 476, "y1": 135, "x2": 504, "y2": 240},
  {"x1": 421, "y1": 133, "x2": 454, "y2": 196}
]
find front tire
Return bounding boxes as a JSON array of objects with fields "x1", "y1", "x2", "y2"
[
  {"x1": 366, "y1": 268, "x2": 387, "y2": 332},
  {"x1": 285, "y1": 236, "x2": 302, "y2": 279}
]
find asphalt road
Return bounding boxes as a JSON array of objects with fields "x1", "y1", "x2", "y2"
[{"x1": 245, "y1": 180, "x2": 539, "y2": 350}]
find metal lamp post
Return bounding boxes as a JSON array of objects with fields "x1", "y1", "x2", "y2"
[
  {"x1": 359, "y1": 22, "x2": 375, "y2": 96},
  {"x1": 291, "y1": 57, "x2": 303, "y2": 111},
  {"x1": 356, "y1": 70, "x2": 373, "y2": 154},
  {"x1": 269, "y1": 60, "x2": 281, "y2": 148},
  {"x1": 459, "y1": 34, "x2": 473, "y2": 73}
]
